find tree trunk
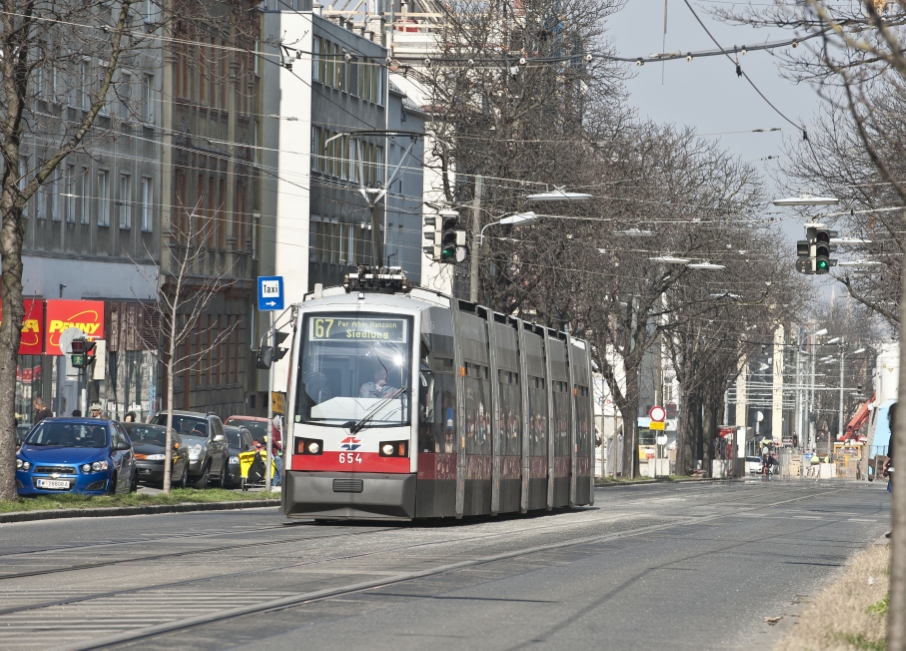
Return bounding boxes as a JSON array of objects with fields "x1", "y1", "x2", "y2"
[
  {"x1": 619, "y1": 366, "x2": 640, "y2": 478},
  {"x1": 163, "y1": 301, "x2": 178, "y2": 493},
  {"x1": 676, "y1": 389, "x2": 699, "y2": 476},
  {"x1": 0, "y1": 199, "x2": 24, "y2": 501},
  {"x1": 702, "y1": 397, "x2": 717, "y2": 475}
]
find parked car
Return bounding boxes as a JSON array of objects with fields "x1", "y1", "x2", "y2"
[
  {"x1": 224, "y1": 425, "x2": 256, "y2": 488},
  {"x1": 122, "y1": 422, "x2": 189, "y2": 489},
  {"x1": 224, "y1": 415, "x2": 273, "y2": 449},
  {"x1": 151, "y1": 411, "x2": 229, "y2": 489},
  {"x1": 16, "y1": 418, "x2": 137, "y2": 496}
]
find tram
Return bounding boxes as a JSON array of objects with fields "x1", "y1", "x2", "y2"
[{"x1": 282, "y1": 267, "x2": 595, "y2": 521}]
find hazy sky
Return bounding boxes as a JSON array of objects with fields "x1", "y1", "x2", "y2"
[
  {"x1": 607, "y1": 0, "x2": 822, "y2": 215},
  {"x1": 607, "y1": 0, "x2": 841, "y2": 293}
]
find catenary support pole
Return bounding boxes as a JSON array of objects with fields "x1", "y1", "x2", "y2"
[
  {"x1": 265, "y1": 311, "x2": 275, "y2": 493},
  {"x1": 469, "y1": 175, "x2": 483, "y2": 303}
]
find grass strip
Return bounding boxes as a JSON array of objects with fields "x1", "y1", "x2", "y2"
[
  {"x1": 776, "y1": 544, "x2": 889, "y2": 651},
  {"x1": 0, "y1": 489, "x2": 280, "y2": 513}
]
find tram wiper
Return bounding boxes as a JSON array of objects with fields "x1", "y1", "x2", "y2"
[{"x1": 345, "y1": 386, "x2": 409, "y2": 434}]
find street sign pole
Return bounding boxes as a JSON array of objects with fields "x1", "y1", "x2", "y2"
[
  {"x1": 265, "y1": 311, "x2": 274, "y2": 494},
  {"x1": 256, "y1": 275, "x2": 284, "y2": 494}
]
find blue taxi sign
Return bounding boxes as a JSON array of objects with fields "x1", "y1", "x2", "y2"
[{"x1": 257, "y1": 276, "x2": 284, "y2": 311}]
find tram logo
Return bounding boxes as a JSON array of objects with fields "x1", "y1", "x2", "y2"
[{"x1": 340, "y1": 437, "x2": 362, "y2": 451}]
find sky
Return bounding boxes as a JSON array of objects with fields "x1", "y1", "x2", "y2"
[{"x1": 606, "y1": 0, "x2": 838, "y2": 292}]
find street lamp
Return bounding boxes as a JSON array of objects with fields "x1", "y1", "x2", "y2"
[
  {"x1": 470, "y1": 211, "x2": 538, "y2": 302},
  {"x1": 526, "y1": 189, "x2": 593, "y2": 202},
  {"x1": 772, "y1": 194, "x2": 840, "y2": 206}
]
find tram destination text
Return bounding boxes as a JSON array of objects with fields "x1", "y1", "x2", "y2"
[{"x1": 308, "y1": 316, "x2": 407, "y2": 342}]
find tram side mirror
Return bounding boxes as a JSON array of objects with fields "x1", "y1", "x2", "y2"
[{"x1": 256, "y1": 346, "x2": 275, "y2": 369}]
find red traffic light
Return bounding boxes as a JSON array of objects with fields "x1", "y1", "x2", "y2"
[{"x1": 70, "y1": 338, "x2": 96, "y2": 355}]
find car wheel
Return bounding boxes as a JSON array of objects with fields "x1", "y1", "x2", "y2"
[
  {"x1": 129, "y1": 470, "x2": 138, "y2": 493},
  {"x1": 107, "y1": 472, "x2": 118, "y2": 496},
  {"x1": 191, "y1": 463, "x2": 209, "y2": 490}
]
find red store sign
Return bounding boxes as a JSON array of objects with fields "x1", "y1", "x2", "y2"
[
  {"x1": 45, "y1": 300, "x2": 105, "y2": 356},
  {"x1": 0, "y1": 299, "x2": 44, "y2": 355}
]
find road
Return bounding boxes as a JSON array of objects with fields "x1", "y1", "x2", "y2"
[{"x1": 0, "y1": 479, "x2": 890, "y2": 651}]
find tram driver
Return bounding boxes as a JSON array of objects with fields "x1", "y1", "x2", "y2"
[{"x1": 360, "y1": 368, "x2": 399, "y2": 399}]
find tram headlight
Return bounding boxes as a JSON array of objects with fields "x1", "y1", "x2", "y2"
[
  {"x1": 379, "y1": 440, "x2": 408, "y2": 457},
  {"x1": 295, "y1": 438, "x2": 323, "y2": 456}
]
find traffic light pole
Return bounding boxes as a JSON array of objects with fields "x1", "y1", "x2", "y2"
[{"x1": 80, "y1": 367, "x2": 87, "y2": 417}]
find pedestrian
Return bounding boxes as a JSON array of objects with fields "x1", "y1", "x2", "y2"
[
  {"x1": 33, "y1": 397, "x2": 52, "y2": 425},
  {"x1": 71, "y1": 409, "x2": 82, "y2": 417},
  {"x1": 265, "y1": 434, "x2": 283, "y2": 488},
  {"x1": 89, "y1": 403, "x2": 102, "y2": 419},
  {"x1": 124, "y1": 411, "x2": 137, "y2": 423}
]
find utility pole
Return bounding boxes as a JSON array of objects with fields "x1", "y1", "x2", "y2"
[
  {"x1": 794, "y1": 329, "x2": 801, "y2": 448},
  {"x1": 469, "y1": 175, "x2": 483, "y2": 303},
  {"x1": 809, "y1": 337, "x2": 817, "y2": 451}
]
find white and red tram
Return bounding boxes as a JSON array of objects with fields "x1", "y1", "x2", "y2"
[{"x1": 282, "y1": 270, "x2": 595, "y2": 520}]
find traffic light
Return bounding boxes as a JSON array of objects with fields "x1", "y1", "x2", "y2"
[
  {"x1": 70, "y1": 338, "x2": 96, "y2": 369},
  {"x1": 797, "y1": 224, "x2": 838, "y2": 275},
  {"x1": 423, "y1": 216, "x2": 440, "y2": 260},
  {"x1": 795, "y1": 238, "x2": 812, "y2": 275},
  {"x1": 439, "y1": 211, "x2": 459, "y2": 263},
  {"x1": 256, "y1": 331, "x2": 290, "y2": 369},
  {"x1": 814, "y1": 228, "x2": 837, "y2": 274}
]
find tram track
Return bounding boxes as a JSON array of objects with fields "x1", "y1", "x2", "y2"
[{"x1": 42, "y1": 486, "x2": 842, "y2": 651}]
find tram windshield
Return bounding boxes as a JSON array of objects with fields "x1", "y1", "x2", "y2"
[{"x1": 297, "y1": 314, "x2": 413, "y2": 428}]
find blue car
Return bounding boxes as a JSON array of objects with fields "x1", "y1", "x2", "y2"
[{"x1": 16, "y1": 418, "x2": 138, "y2": 496}]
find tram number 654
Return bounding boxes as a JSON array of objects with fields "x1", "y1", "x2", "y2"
[{"x1": 339, "y1": 453, "x2": 362, "y2": 464}]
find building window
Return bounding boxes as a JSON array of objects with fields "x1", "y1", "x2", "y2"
[
  {"x1": 119, "y1": 174, "x2": 131, "y2": 229},
  {"x1": 79, "y1": 60, "x2": 90, "y2": 110},
  {"x1": 63, "y1": 165, "x2": 75, "y2": 223},
  {"x1": 18, "y1": 157, "x2": 27, "y2": 219},
  {"x1": 312, "y1": 37, "x2": 320, "y2": 83},
  {"x1": 119, "y1": 72, "x2": 132, "y2": 120},
  {"x1": 141, "y1": 177, "x2": 152, "y2": 231},
  {"x1": 50, "y1": 168, "x2": 59, "y2": 221},
  {"x1": 80, "y1": 167, "x2": 89, "y2": 224},
  {"x1": 97, "y1": 170, "x2": 109, "y2": 226}
]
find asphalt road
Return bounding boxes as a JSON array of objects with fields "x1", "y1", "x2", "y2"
[{"x1": 0, "y1": 479, "x2": 890, "y2": 651}]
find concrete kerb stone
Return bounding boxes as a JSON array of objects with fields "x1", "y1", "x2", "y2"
[
  {"x1": 0, "y1": 499, "x2": 282, "y2": 524},
  {"x1": 594, "y1": 477, "x2": 731, "y2": 488}
]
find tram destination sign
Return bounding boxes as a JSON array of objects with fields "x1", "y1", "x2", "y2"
[{"x1": 309, "y1": 316, "x2": 407, "y2": 342}]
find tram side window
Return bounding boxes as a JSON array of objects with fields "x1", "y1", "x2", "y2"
[
  {"x1": 574, "y1": 385, "x2": 590, "y2": 457},
  {"x1": 552, "y1": 380, "x2": 570, "y2": 457},
  {"x1": 464, "y1": 362, "x2": 491, "y2": 456},
  {"x1": 528, "y1": 376, "x2": 547, "y2": 457},
  {"x1": 421, "y1": 360, "x2": 455, "y2": 454},
  {"x1": 498, "y1": 370, "x2": 521, "y2": 456}
]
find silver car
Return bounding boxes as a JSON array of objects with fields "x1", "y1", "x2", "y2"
[{"x1": 152, "y1": 411, "x2": 229, "y2": 488}]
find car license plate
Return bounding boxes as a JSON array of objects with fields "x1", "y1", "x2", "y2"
[{"x1": 36, "y1": 479, "x2": 70, "y2": 489}]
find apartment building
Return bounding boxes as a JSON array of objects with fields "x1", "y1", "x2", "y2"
[{"x1": 16, "y1": 0, "x2": 263, "y2": 423}]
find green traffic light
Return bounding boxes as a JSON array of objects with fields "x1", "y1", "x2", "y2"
[
  {"x1": 441, "y1": 246, "x2": 456, "y2": 260},
  {"x1": 817, "y1": 259, "x2": 829, "y2": 271},
  {"x1": 71, "y1": 354, "x2": 85, "y2": 368}
]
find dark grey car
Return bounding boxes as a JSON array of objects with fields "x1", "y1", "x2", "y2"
[
  {"x1": 152, "y1": 411, "x2": 229, "y2": 489},
  {"x1": 224, "y1": 425, "x2": 256, "y2": 488},
  {"x1": 122, "y1": 423, "x2": 189, "y2": 488}
]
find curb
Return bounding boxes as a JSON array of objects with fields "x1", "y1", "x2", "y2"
[{"x1": 0, "y1": 499, "x2": 282, "y2": 524}]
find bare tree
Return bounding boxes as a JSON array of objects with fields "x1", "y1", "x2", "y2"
[
  {"x1": 0, "y1": 0, "x2": 138, "y2": 502},
  {"x1": 135, "y1": 209, "x2": 236, "y2": 493}
]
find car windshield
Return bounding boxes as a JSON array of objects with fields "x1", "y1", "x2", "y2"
[
  {"x1": 226, "y1": 419, "x2": 267, "y2": 443},
  {"x1": 297, "y1": 314, "x2": 412, "y2": 428},
  {"x1": 226, "y1": 430, "x2": 242, "y2": 447},
  {"x1": 125, "y1": 425, "x2": 170, "y2": 446},
  {"x1": 155, "y1": 414, "x2": 208, "y2": 437},
  {"x1": 26, "y1": 422, "x2": 109, "y2": 448}
]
